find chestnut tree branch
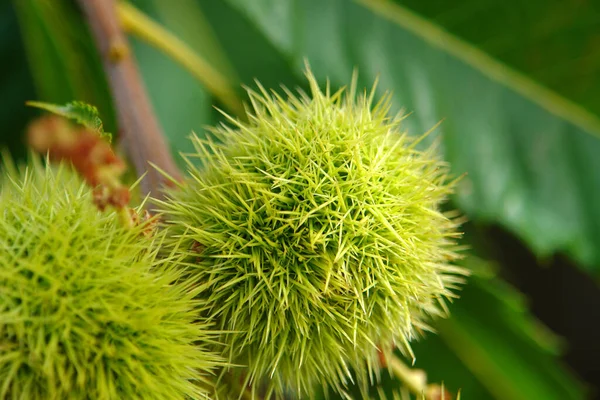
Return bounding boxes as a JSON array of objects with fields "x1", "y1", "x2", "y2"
[{"x1": 76, "y1": 0, "x2": 181, "y2": 199}]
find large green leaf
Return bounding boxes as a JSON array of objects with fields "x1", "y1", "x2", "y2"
[
  {"x1": 431, "y1": 259, "x2": 586, "y2": 399},
  {"x1": 124, "y1": 0, "x2": 305, "y2": 160},
  {"x1": 215, "y1": 0, "x2": 600, "y2": 270},
  {"x1": 395, "y1": 0, "x2": 600, "y2": 118},
  {"x1": 194, "y1": 0, "x2": 302, "y2": 95}
]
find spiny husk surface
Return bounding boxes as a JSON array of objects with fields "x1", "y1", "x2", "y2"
[
  {"x1": 159, "y1": 70, "x2": 465, "y2": 398},
  {"x1": 0, "y1": 159, "x2": 221, "y2": 399}
]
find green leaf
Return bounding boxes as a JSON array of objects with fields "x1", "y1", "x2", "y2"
[
  {"x1": 147, "y1": 0, "x2": 239, "y2": 86},
  {"x1": 215, "y1": 0, "x2": 600, "y2": 270},
  {"x1": 195, "y1": 0, "x2": 301, "y2": 92},
  {"x1": 0, "y1": 2, "x2": 37, "y2": 159},
  {"x1": 26, "y1": 101, "x2": 110, "y2": 141},
  {"x1": 11, "y1": 0, "x2": 116, "y2": 135},
  {"x1": 394, "y1": 0, "x2": 600, "y2": 118},
  {"x1": 428, "y1": 259, "x2": 586, "y2": 399},
  {"x1": 126, "y1": 0, "x2": 219, "y2": 161},
  {"x1": 125, "y1": 0, "x2": 303, "y2": 164}
]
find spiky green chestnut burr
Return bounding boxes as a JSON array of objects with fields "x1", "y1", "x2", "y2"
[
  {"x1": 0, "y1": 160, "x2": 220, "y2": 399},
  {"x1": 159, "y1": 70, "x2": 465, "y2": 398}
]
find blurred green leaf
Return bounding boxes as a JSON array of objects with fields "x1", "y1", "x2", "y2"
[
  {"x1": 126, "y1": 0, "x2": 219, "y2": 160},
  {"x1": 195, "y1": 0, "x2": 303, "y2": 91},
  {"x1": 214, "y1": 0, "x2": 600, "y2": 270},
  {"x1": 12, "y1": 0, "x2": 116, "y2": 134},
  {"x1": 0, "y1": 2, "x2": 36, "y2": 158},
  {"x1": 125, "y1": 0, "x2": 303, "y2": 161},
  {"x1": 394, "y1": 0, "x2": 600, "y2": 119},
  {"x1": 430, "y1": 259, "x2": 586, "y2": 399},
  {"x1": 147, "y1": 0, "x2": 239, "y2": 86}
]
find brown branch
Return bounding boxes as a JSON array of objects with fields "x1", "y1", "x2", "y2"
[{"x1": 76, "y1": 0, "x2": 180, "y2": 200}]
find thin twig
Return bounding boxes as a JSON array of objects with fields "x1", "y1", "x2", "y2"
[
  {"x1": 117, "y1": 2, "x2": 245, "y2": 117},
  {"x1": 76, "y1": 0, "x2": 181, "y2": 199}
]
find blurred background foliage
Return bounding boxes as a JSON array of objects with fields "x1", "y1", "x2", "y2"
[{"x1": 2, "y1": 0, "x2": 599, "y2": 398}]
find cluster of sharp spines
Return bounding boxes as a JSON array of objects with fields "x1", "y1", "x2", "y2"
[
  {"x1": 2, "y1": 68, "x2": 464, "y2": 399},
  {"x1": 159, "y1": 69, "x2": 464, "y2": 399},
  {"x1": 0, "y1": 161, "x2": 221, "y2": 400}
]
